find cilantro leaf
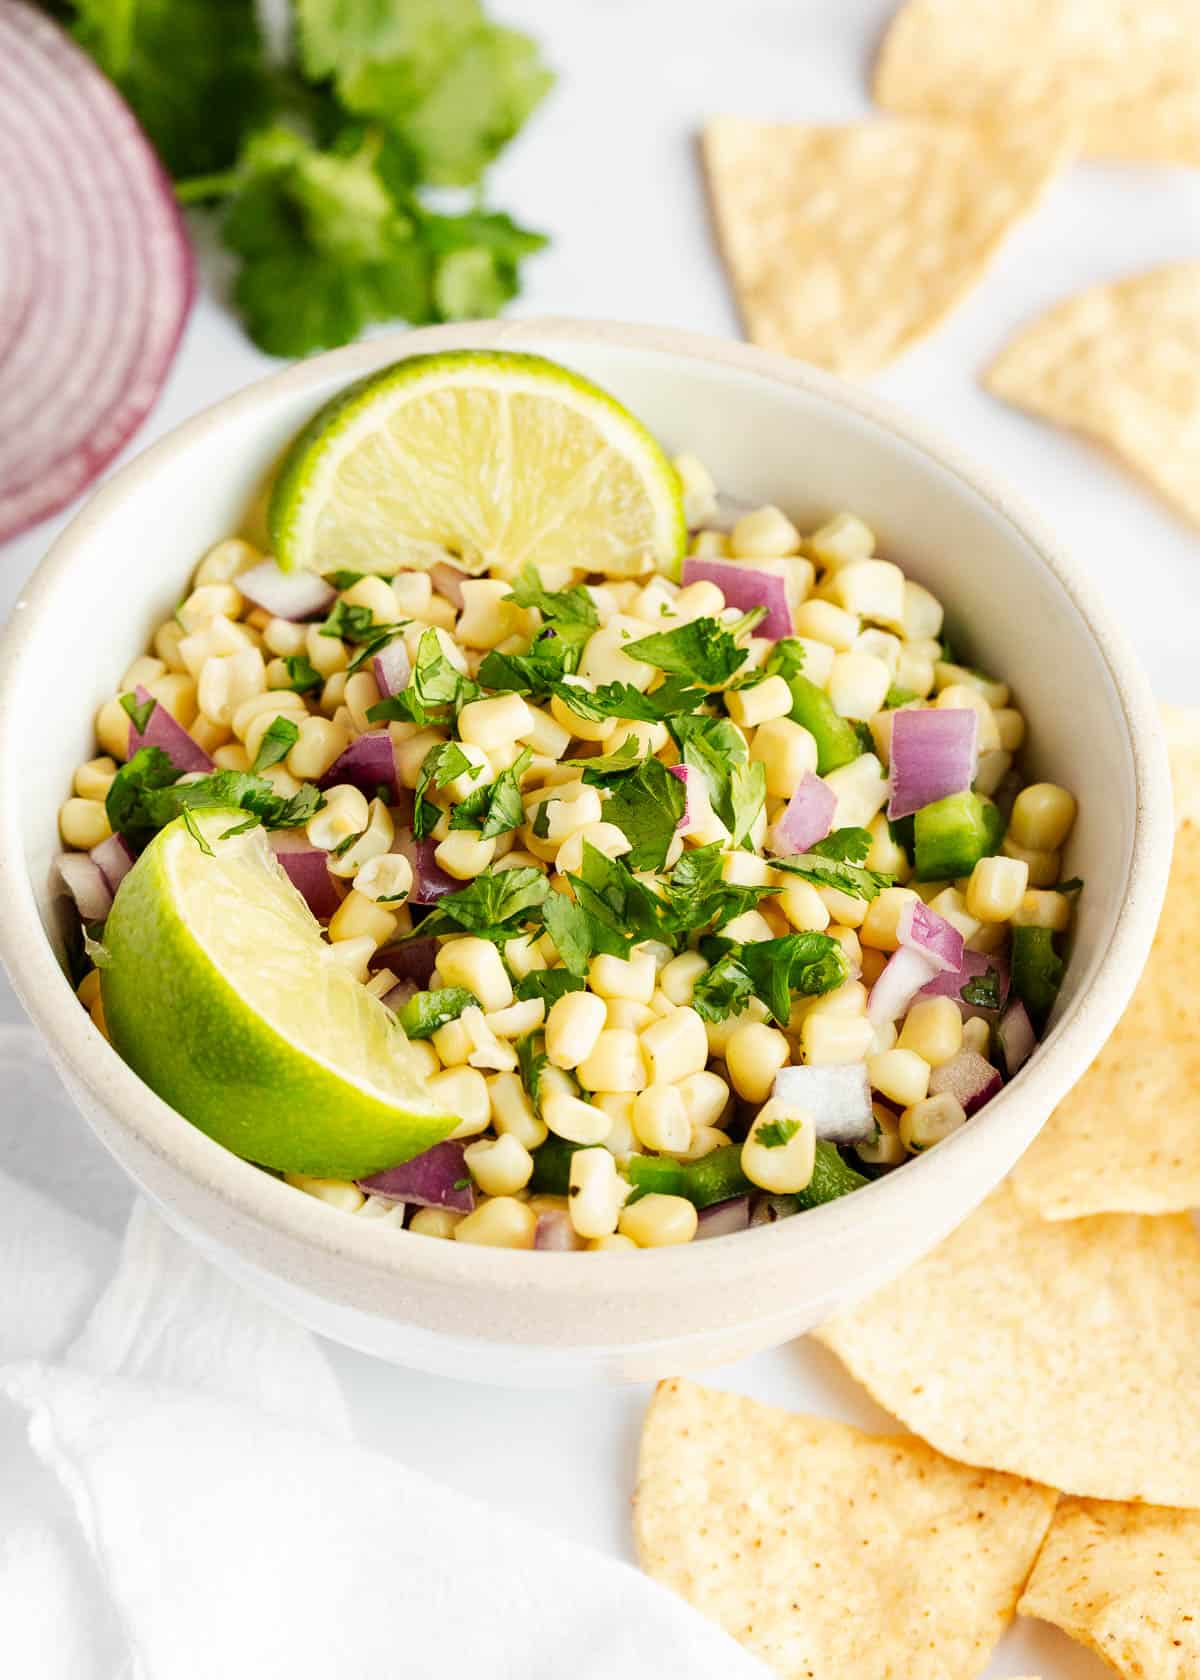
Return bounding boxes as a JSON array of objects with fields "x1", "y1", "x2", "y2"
[
  {"x1": 566, "y1": 843, "x2": 669, "y2": 949},
  {"x1": 414, "y1": 740, "x2": 478, "y2": 839},
  {"x1": 477, "y1": 627, "x2": 578, "y2": 695},
  {"x1": 66, "y1": 0, "x2": 272, "y2": 178},
  {"x1": 693, "y1": 933, "x2": 845, "y2": 1025},
  {"x1": 412, "y1": 866, "x2": 548, "y2": 941},
  {"x1": 282, "y1": 654, "x2": 323, "y2": 694},
  {"x1": 550, "y1": 675, "x2": 707, "y2": 724},
  {"x1": 515, "y1": 1030, "x2": 549, "y2": 1115},
  {"x1": 449, "y1": 748, "x2": 531, "y2": 839},
  {"x1": 119, "y1": 691, "x2": 157, "y2": 735},
  {"x1": 504, "y1": 565, "x2": 597, "y2": 628},
  {"x1": 661, "y1": 843, "x2": 779, "y2": 938},
  {"x1": 624, "y1": 617, "x2": 749, "y2": 688},
  {"x1": 885, "y1": 686, "x2": 918, "y2": 709},
  {"x1": 603, "y1": 754, "x2": 687, "y2": 871},
  {"x1": 296, "y1": 0, "x2": 553, "y2": 188},
  {"x1": 514, "y1": 969, "x2": 585, "y2": 1006},
  {"x1": 397, "y1": 986, "x2": 476, "y2": 1039},
  {"x1": 764, "y1": 638, "x2": 806, "y2": 681},
  {"x1": 578, "y1": 737, "x2": 643, "y2": 782},
  {"x1": 106, "y1": 748, "x2": 322, "y2": 848},
  {"x1": 669, "y1": 713, "x2": 749, "y2": 836},
  {"x1": 320, "y1": 597, "x2": 404, "y2": 645},
  {"x1": 811, "y1": 827, "x2": 872, "y2": 864},
  {"x1": 368, "y1": 626, "x2": 480, "y2": 727},
  {"x1": 252, "y1": 716, "x2": 300, "y2": 774},
  {"x1": 729, "y1": 760, "x2": 766, "y2": 850},
  {"x1": 541, "y1": 889, "x2": 627, "y2": 976},
  {"x1": 769, "y1": 850, "x2": 894, "y2": 903},
  {"x1": 756, "y1": 1118, "x2": 801, "y2": 1149}
]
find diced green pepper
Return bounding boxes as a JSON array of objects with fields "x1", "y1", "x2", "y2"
[
  {"x1": 528, "y1": 1137, "x2": 593, "y2": 1195},
  {"x1": 781, "y1": 674, "x2": 862, "y2": 773},
  {"x1": 913, "y1": 791, "x2": 1002, "y2": 881},
  {"x1": 793, "y1": 1142, "x2": 869, "y2": 1209},
  {"x1": 626, "y1": 1143, "x2": 752, "y2": 1207},
  {"x1": 1010, "y1": 925, "x2": 1064, "y2": 1029}
]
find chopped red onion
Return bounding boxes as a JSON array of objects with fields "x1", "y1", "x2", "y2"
[
  {"x1": 268, "y1": 832, "x2": 341, "y2": 919},
  {"x1": 128, "y1": 687, "x2": 214, "y2": 775},
  {"x1": 928, "y1": 1049, "x2": 1002, "y2": 1114},
  {"x1": 318, "y1": 730, "x2": 398, "y2": 803},
  {"x1": 681, "y1": 556, "x2": 792, "y2": 641},
  {"x1": 887, "y1": 708, "x2": 979, "y2": 820},
  {"x1": 372, "y1": 636, "x2": 411, "y2": 700},
  {"x1": 668, "y1": 763, "x2": 691, "y2": 829},
  {"x1": 997, "y1": 998, "x2": 1036, "y2": 1076},
  {"x1": 90, "y1": 832, "x2": 135, "y2": 894},
  {"x1": 237, "y1": 560, "x2": 336, "y2": 621},
  {"x1": 392, "y1": 832, "x2": 457, "y2": 904},
  {"x1": 430, "y1": 563, "x2": 467, "y2": 609},
  {"x1": 897, "y1": 898, "x2": 964, "y2": 974},
  {"x1": 694, "y1": 1196, "x2": 751, "y2": 1240},
  {"x1": 54, "y1": 853, "x2": 113, "y2": 924},
  {"x1": 772, "y1": 1063, "x2": 874, "y2": 1143},
  {"x1": 359, "y1": 1140, "x2": 474, "y2": 1211},
  {"x1": 774, "y1": 772, "x2": 836, "y2": 856},
  {"x1": 534, "y1": 1208, "x2": 585, "y2": 1250},
  {"x1": 374, "y1": 937, "x2": 438, "y2": 988},
  {"x1": 867, "y1": 943, "x2": 941, "y2": 1026},
  {"x1": 0, "y1": 6, "x2": 193, "y2": 542},
  {"x1": 919, "y1": 949, "x2": 1010, "y2": 1021}
]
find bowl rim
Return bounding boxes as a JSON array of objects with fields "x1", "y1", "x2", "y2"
[{"x1": 0, "y1": 316, "x2": 1173, "y2": 1304}]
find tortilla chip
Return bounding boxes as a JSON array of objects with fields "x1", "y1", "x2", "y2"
[
  {"x1": 986, "y1": 265, "x2": 1200, "y2": 529},
  {"x1": 815, "y1": 1181, "x2": 1200, "y2": 1504},
  {"x1": 1012, "y1": 706, "x2": 1200, "y2": 1217},
  {"x1": 634, "y1": 1377, "x2": 1056, "y2": 1680},
  {"x1": 875, "y1": 0, "x2": 1200, "y2": 164},
  {"x1": 702, "y1": 116, "x2": 1068, "y2": 374},
  {"x1": 1020, "y1": 1497, "x2": 1200, "y2": 1677}
]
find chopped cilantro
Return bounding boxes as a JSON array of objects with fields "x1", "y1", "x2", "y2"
[
  {"x1": 414, "y1": 741, "x2": 479, "y2": 839},
  {"x1": 329, "y1": 827, "x2": 366, "y2": 859},
  {"x1": 477, "y1": 631, "x2": 578, "y2": 695},
  {"x1": 515, "y1": 1031, "x2": 549, "y2": 1115},
  {"x1": 179, "y1": 806, "x2": 214, "y2": 856},
  {"x1": 756, "y1": 1118, "x2": 801, "y2": 1149},
  {"x1": 693, "y1": 932, "x2": 845, "y2": 1025},
  {"x1": 550, "y1": 675, "x2": 707, "y2": 723},
  {"x1": 566, "y1": 843, "x2": 669, "y2": 949},
  {"x1": 282, "y1": 654, "x2": 322, "y2": 694},
  {"x1": 812, "y1": 827, "x2": 872, "y2": 864},
  {"x1": 729, "y1": 760, "x2": 766, "y2": 850},
  {"x1": 449, "y1": 748, "x2": 531, "y2": 839},
  {"x1": 251, "y1": 715, "x2": 300, "y2": 774},
  {"x1": 368, "y1": 627, "x2": 480, "y2": 727},
  {"x1": 514, "y1": 969, "x2": 585, "y2": 1005},
  {"x1": 578, "y1": 737, "x2": 643, "y2": 782},
  {"x1": 885, "y1": 686, "x2": 918, "y2": 709},
  {"x1": 119, "y1": 691, "x2": 157, "y2": 735},
  {"x1": 318, "y1": 599, "x2": 393, "y2": 644},
  {"x1": 541, "y1": 888, "x2": 627, "y2": 976},
  {"x1": 106, "y1": 747, "x2": 322, "y2": 847},
  {"x1": 347, "y1": 626, "x2": 411, "y2": 676},
  {"x1": 412, "y1": 865, "x2": 549, "y2": 942},
  {"x1": 770, "y1": 828, "x2": 894, "y2": 902},
  {"x1": 603, "y1": 754, "x2": 687, "y2": 871},
  {"x1": 504, "y1": 565, "x2": 597, "y2": 629},
  {"x1": 669, "y1": 713, "x2": 747, "y2": 831},
  {"x1": 624, "y1": 616, "x2": 749, "y2": 688},
  {"x1": 660, "y1": 843, "x2": 779, "y2": 937}
]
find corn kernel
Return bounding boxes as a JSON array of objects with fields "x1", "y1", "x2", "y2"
[
  {"x1": 900, "y1": 1092, "x2": 967, "y2": 1151},
  {"x1": 463, "y1": 1134, "x2": 533, "y2": 1198},
  {"x1": 897, "y1": 996, "x2": 962, "y2": 1067},
  {"x1": 725, "y1": 1021, "x2": 789, "y2": 1103},
  {"x1": 1010, "y1": 783, "x2": 1077, "y2": 852},
  {"x1": 741, "y1": 1100, "x2": 816, "y2": 1193},
  {"x1": 966, "y1": 854, "x2": 1029, "y2": 923},
  {"x1": 1013, "y1": 889, "x2": 1071, "y2": 932},
  {"x1": 577, "y1": 1027, "x2": 648, "y2": 1094},
  {"x1": 859, "y1": 886, "x2": 920, "y2": 952},
  {"x1": 618, "y1": 1193, "x2": 697, "y2": 1247},
  {"x1": 454, "y1": 1196, "x2": 537, "y2": 1249}
]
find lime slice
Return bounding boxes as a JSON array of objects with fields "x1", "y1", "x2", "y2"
[
  {"x1": 268, "y1": 349, "x2": 686, "y2": 580},
  {"x1": 101, "y1": 812, "x2": 456, "y2": 1179}
]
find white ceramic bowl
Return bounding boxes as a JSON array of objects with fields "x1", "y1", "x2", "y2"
[{"x1": 0, "y1": 321, "x2": 1172, "y2": 1386}]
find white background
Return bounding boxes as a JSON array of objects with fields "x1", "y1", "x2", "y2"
[{"x1": 4, "y1": 1, "x2": 1199, "y2": 1672}]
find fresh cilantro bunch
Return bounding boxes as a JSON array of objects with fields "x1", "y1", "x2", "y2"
[{"x1": 49, "y1": 0, "x2": 552, "y2": 355}]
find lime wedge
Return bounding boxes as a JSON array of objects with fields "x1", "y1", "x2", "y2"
[
  {"x1": 268, "y1": 349, "x2": 686, "y2": 580},
  {"x1": 100, "y1": 812, "x2": 456, "y2": 1179}
]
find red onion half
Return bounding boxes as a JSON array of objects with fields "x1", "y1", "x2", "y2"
[
  {"x1": 0, "y1": 3, "x2": 194, "y2": 541},
  {"x1": 268, "y1": 832, "x2": 341, "y2": 920},
  {"x1": 897, "y1": 899, "x2": 964, "y2": 974},
  {"x1": 928, "y1": 1049, "x2": 1003, "y2": 1114},
  {"x1": 318, "y1": 731, "x2": 398, "y2": 803},
  {"x1": 90, "y1": 832, "x2": 135, "y2": 893}
]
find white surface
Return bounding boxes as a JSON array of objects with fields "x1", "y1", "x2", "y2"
[{"x1": 3, "y1": 0, "x2": 1197, "y2": 1671}]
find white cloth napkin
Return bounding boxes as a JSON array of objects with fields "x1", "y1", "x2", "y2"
[{"x1": 0, "y1": 1024, "x2": 770, "y2": 1680}]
